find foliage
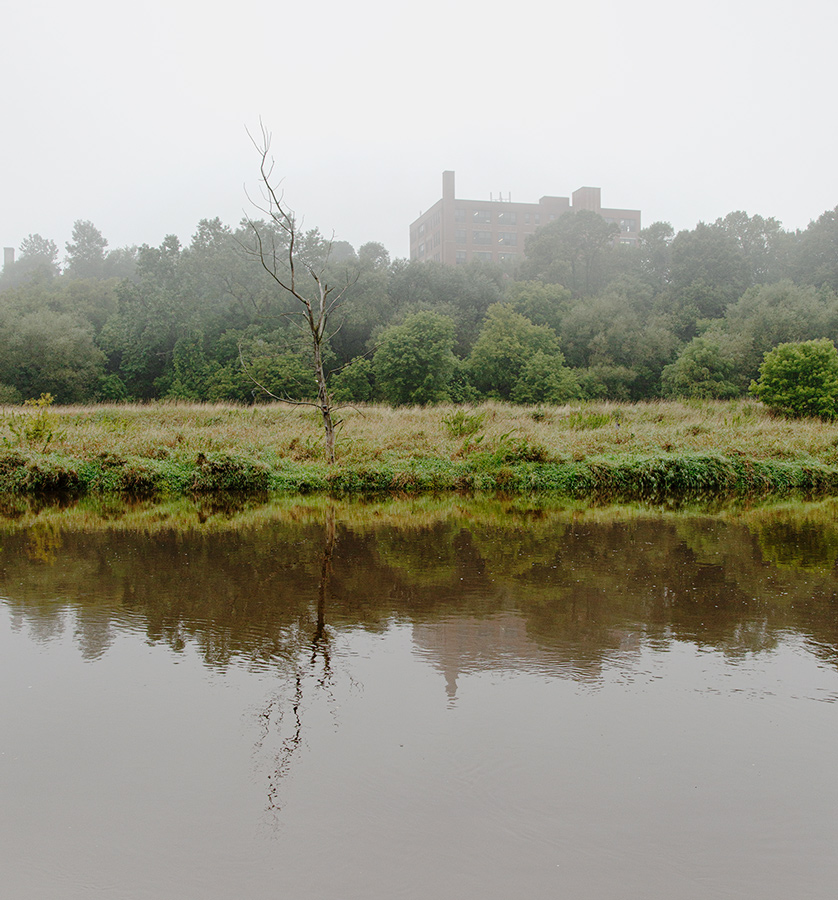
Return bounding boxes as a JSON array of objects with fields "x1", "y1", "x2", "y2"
[
  {"x1": 792, "y1": 205, "x2": 838, "y2": 292},
  {"x1": 0, "y1": 310, "x2": 105, "y2": 402},
  {"x1": 10, "y1": 234, "x2": 61, "y2": 283},
  {"x1": 511, "y1": 350, "x2": 580, "y2": 404},
  {"x1": 705, "y1": 280, "x2": 838, "y2": 389},
  {"x1": 667, "y1": 222, "x2": 752, "y2": 324},
  {"x1": 750, "y1": 339, "x2": 838, "y2": 420},
  {"x1": 521, "y1": 210, "x2": 620, "y2": 295},
  {"x1": 373, "y1": 311, "x2": 457, "y2": 405},
  {"x1": 506, "y1": 280, "x2": 573, "y2": 335},
  {"x1": 4, "y1": 393, "x2": 63, "y2": 452},
  {"x1": 191, "y1": 452, "x2": 270, "y2": 493},
  {"x1": 442, "y1": 408, "x2": 485, "y2": 438},
  {"x1": 467, "y1": 304, "x2": 562, "y2": 400},
  {"x1": 4, "y1": 197, "x2": 838, "y2": 411},
  {"x1": 330, "y1": 356, "x2": 376, "y2": 403},
  {"x1": 64, "y1": 220, "x2": 109, "y2": 279},
  {"x1": 661, "y1": 337, "x2": 740, "y2": 400},
  {"x1": 576, "y1": 365, "x2": 638, "y2": 401}
]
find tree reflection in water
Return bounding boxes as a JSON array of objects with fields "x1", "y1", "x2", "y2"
[
  {"x1": 255, "y1": 506, "x2": 338, "y2": 816},
  {"x1": 3, "y1": 495, "x2": 838, "y2": 809}
]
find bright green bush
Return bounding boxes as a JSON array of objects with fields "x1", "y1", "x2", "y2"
[{"x1": 749, "y1": 338, "x2": 838, "y2": 419}]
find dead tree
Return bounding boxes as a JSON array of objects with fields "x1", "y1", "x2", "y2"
[{"x1": 242, "y1": 124, "x2": 350, "y2": 463}]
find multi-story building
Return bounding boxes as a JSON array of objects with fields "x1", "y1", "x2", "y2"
[{"x1": 409, "y1": 171, "x2": 641, "y2": 266}]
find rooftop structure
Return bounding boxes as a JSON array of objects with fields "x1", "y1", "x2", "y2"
[{"x1": 409, "y1": 171, "x2": 641, "y2": 266}]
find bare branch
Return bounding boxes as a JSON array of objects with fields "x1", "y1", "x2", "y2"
[{"x1": 242, "y1": 121, "x2": 355, "y2": 463}]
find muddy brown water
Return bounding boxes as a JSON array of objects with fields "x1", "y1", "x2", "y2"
[{"x1": 2, "y1": 500, "x2": 838, "y2": 898}]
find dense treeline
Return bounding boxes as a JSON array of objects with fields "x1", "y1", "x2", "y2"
[{"x1": 1, "y1": 205, "x2": 837, "y2": 406}]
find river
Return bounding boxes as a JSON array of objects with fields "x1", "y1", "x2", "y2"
[{"x1": 2, "y1": 496, "x2": 837, "y2": 898}]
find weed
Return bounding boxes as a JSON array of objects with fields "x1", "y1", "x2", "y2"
[
  {"x1": 455, "y1": 433, "x2": 485, "y2": 459},
  {"x1": 287, "y1": 436, "x2": 321, "y2": 460},
  {"x1": 443, "y1": 409, "x2": 485, "y2": 438},
  {"x1": 4, "y1": 394, "x2": 64, "y2": 452}
]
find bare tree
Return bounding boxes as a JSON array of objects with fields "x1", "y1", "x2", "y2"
[{"x1": 242, "y1": 124, "x2": 351, "y2": 463}]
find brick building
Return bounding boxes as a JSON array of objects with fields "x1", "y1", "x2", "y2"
[{"x1": 409, "y1": 171, "x2": 641, "y2": 266}]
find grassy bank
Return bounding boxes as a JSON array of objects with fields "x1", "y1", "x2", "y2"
[{"x1": 2, "y1": 398, "x2": 838, "y2": 502}]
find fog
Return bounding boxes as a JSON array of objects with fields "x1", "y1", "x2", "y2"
[{"x1": 3, "y1": 0, "x2": 836, "y2": 257}]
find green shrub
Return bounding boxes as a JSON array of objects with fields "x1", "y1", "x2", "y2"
[
  {"x1": 86, "y1": 453, "x2": 163, "y2": 496},
  {"x1": 190, "y1": 452, "x2": 269, "y2": 493},
  {"x1": 749, "y1": 339, "x2": 838, "y2": 419}
]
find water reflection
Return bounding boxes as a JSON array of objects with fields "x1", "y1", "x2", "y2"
[
  {"x1": 257, "y1": 506, "x2": 338, "y2": 813},
  {"x1": 3, "y1": 497, "x2": 838, "y2": 897},
  {"x1": 2, "y1": 497, "x2": 838, "y2": 680}
]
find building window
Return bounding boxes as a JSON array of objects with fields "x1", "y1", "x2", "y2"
[
  {"x1": 472, "y1": 209, "x2": 491, "y2": 224},
  {"x1": 433, "y1": 232, "x2": 440, "y2": 247},
  {"x1": 498, "y1": 232, "x2": 518, "y2": 246},
  {"x1": 418, "y1": 242, "x2": 425, "y2": 257},
  {"x1": 497, "y1": 210, "x2": 517, "y2": 225},
  {"x1": 473, "y1": 251, "x2": 493, "y2": 262},
  {"x1": 455, "y1": 229, "x2": 467, "y2": 244},
  {"x1": 524, "y1": 213, "x2": 530, "y2": 225},
  {"x1": 472, "y1": 230, "x2": 492, "y2": 245},
  {"x1": 455, "y1": 208, "x2": 467, "y2": 222},
  {"x1": 498, "y1": 252, "x2": 518, "y2": 262},
  {"x1": 620, "y1": 218, "x2": 637, "y2": 232},
  {"x1": 418, "y1": 223, "x2": 425, "y2": 236},
  {"x1": 534, "y1": 214, "x2": 541, "y2": 224},
  {"x1": 456, "y1": 251, "x2": 467, "y2": 265}
]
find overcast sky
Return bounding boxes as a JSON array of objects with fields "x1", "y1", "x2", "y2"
[{"x1": 3, "y1": 0, "x2": 836, "y2": 260}]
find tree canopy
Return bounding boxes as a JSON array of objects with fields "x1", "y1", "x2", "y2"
[{"x1": 2, "y1": 197, "x2": 837, "y2": 412}]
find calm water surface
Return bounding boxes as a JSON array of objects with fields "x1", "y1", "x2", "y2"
[{"x1": 2, "y1": 498, "x2": 838, "y2": 899}]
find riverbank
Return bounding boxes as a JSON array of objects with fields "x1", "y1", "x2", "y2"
[{"x1": 2, "y1": 399, "x2": 838, "y2": 502}]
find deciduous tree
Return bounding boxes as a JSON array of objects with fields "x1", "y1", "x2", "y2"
[{"x1": 373, "y1": 311, "x2": 456, "y2": 405}]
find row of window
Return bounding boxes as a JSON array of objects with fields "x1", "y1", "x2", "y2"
[
  {"x1": 415, "y1": 213, "x2": 638, "y2": 246},
  {"x1": 464, "y1": 231, "x2": 518, "y2": 246},
  {"x1": 456, "y1": 250, "x2": 519, "y2": 264},
  {"x1": 454, "y1": 208, "x2": 540, "y2": 226},
  {"x1": 415, "y1": 229, "x2": 521, "y2": 252}
]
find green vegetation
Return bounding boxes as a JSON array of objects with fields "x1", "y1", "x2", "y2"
[
  {"x1": 2, "y1": 203, "x2": 838, "y2": 424},
  {"x1": 750, "y1": 339, "x2": 838, "y2": 420},
  {"x1": 1, "y1": 399, "x2": 838, "y2": 502}
]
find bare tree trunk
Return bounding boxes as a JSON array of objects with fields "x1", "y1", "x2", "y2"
[
  {"x1": 313, "y1": 335, "x2": 336, "y2": 464},
  {"x1": 242, "y1": 123, "x2": 350, "y2": 464}
]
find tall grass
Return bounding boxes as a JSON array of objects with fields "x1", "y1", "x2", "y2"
[{"x1": 1, "y1": 398, "x2": 838, "y2": 500}]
